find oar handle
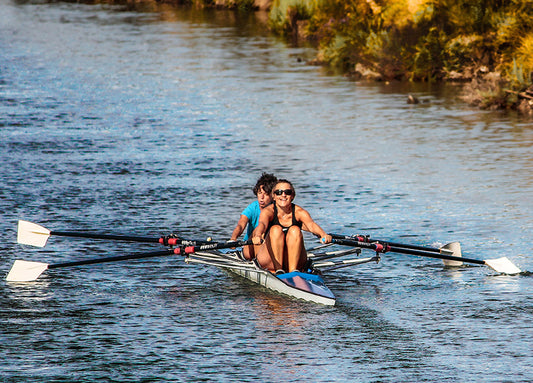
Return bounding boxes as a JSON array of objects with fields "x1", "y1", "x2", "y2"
[
  {"x1": 172, "y1": 240, "x2": 253, "y2": 254},
  {"x1": 331, "y1": 238, "x2": 388, "y2": 253}
]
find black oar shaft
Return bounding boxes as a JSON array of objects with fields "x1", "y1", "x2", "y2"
[
  {"x1": 49, "y1": 230, "x2": 213, "y2": 246},
  {"x1": 47, "y1": 240, "x2": 252, "y2": 270},
  {"x1": 48, "y1": 250, "x2": 174, "y2": 269},
  {"x1": 387, "y1": 245, "x2": 484, "y2": 265},
  {"x1": 51, "y1": 230, "x2": 161, "y2": 243},
  {"x1": 330, "y1": 234, "x2": 444, "y2": 254},
  {"x1": 332, "y1": 238, "x2": 485, "y2": 266}
]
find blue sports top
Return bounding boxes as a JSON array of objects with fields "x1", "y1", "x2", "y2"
[{"x1": 241, "y1": 200, "x2": 261, "y2": 240}]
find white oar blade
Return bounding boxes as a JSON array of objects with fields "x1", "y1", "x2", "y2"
[
  {"x1": 484, "y1": 257, "x2": 521, "y2": 275},
  {"x1": 6, "y1": 260, "x2": 49, "y2": 282},
  {"x1": 17, "y1": 220, "x2": 51, "y2": 247},
  {"x1": 441, "y1": 242, "x2": 463, "y2": 266}
]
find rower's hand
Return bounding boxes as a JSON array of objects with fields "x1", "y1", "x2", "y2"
[
  {"x1": 252, "y1": 236, "x2": 264, "y2": 245},
  {"x1": 320, "y1": 235, "x2": 332, "y2": 244}
]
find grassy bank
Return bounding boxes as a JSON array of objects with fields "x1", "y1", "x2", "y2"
[
  {"x1": 265, "y1": 0, "x2": 533, "y2": 114},
  {"x1": 92, "y1": 0, "x2": 533, "y2": 114},
  {"x1": 207, "y1": 0, "x2": 532, "y2": 114}
]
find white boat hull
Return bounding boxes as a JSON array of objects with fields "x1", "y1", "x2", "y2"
[
  {"x1": 229, "y1": 265, "x2": 336, "y2": 306},
  {"x1": 193, "y1": 251, "x2": 336, "y2": 305}
]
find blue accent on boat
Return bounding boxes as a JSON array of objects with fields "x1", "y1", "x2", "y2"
[
  {"x1": 277, "y1": 271, "x2": 323, "y2": 282},
  {"x1": 277, "y1": 271, "x2": 335, "y2": 299}
]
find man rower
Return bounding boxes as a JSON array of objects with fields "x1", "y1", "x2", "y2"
[{"x1": 230, "y1": 172, "x2": 277, "y2": 260}]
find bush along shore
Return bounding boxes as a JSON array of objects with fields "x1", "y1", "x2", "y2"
[{"x1": 104, "y1": 0, "x2": 533, "y2": 115}]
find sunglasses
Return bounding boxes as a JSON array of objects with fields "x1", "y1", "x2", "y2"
[{"x1": 274, "y1": 189, "x2": 293, "y2": 196}]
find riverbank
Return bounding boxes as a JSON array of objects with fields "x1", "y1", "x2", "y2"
[
  {"x1": 193, "y1": 0, "x2": 533, "y2": 115},
  {"x1": 98, "y1": 0, "x2": 533, "y2": 115}
]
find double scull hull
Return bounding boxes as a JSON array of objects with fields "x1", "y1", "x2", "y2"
[{"x1": 193, "y1": 251, "x2": 336, "y2": 305}]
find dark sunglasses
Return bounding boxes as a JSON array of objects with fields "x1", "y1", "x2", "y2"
[{"x1": 274, "y1": 189, "x2": 293, "y2": 196}]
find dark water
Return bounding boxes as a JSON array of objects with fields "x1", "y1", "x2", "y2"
[{"x1": 1, "y1": 1, "x2": 532, "y2": 382}]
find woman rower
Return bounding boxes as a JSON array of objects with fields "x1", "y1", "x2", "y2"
[{"x1": 252, "y1": 179, "x2": 332, "y2": 273}]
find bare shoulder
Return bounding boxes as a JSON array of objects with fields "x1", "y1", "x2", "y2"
[
  {"x1": 294, "y1": 204, "x2": 312, "y2": 219},
  {"x1": 262, "y1": 204, "x2": 275, "y2": 216}
]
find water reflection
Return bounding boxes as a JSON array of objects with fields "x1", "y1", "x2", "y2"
[{"x1": 5, "y1": 280, "x2": 54, "y2": 301}]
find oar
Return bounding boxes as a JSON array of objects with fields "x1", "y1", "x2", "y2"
[
  {"x1": 330, "y1": 237, "x2": 521, "y2": 275},
  {"x1": 330, "y1": 233, "x2": 458, "y2": 256},
  {"x1": 6, "y1": 240, "x2": 252, "y2": 282},
  {"x1": 6, "y1": 249, "x2": 174, "y2": 282},
  {"x1": 16, "y1": 220, "x2": 209, "y2": 247}
]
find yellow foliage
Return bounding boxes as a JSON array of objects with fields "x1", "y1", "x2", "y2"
[
  {"x1": 516, "y1": 33, "x2": 533, "y2": 79},
  {"x1": 406, "y1": 0, "x2": 428, "y2": 16},
  {"x1": 380, "y1": 0, "x2": 430, "y2": 28},
  {"x1": 365, "y1": 0, "x2": 381, "y2": 14}
]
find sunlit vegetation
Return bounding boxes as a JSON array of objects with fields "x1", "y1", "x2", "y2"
[
  {"x1": 89, "y1": 0, "x2": 533, "y2": 112},
  {"x1": 266, "y1": 0, "x2": 533, "y2": 111}
]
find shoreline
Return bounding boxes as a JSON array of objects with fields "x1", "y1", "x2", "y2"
[
  {"x1": 213, "y1": 0, "x2": 533, "y2": 116},
  {"x1": 83, "y1": 0, "x2": 533, "y2": 116}
]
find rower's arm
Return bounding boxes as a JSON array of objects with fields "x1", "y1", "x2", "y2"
[
  {"x1": 252, "y1": 206, "x2": 273, "y2": 243},
  {"x1": 230, "y1": 215, "x2": 249, "y2": 241},
  {"x1": 297, "y1": 207, "x2": 330, "y2": 243}
]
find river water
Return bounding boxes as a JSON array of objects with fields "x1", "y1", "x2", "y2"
[{"x1": 1, "y1": 1, "x2": 532, "y2": 382}]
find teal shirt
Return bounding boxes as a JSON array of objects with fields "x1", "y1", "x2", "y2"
[{"x1": 242, "y1": 200, "x2": 261, "y2": 240}]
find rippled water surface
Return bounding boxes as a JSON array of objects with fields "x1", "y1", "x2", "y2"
[{"x1": 1, "y1": 1, "x2": 532, "y2": 382}]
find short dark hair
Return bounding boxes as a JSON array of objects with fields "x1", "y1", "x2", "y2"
[{"x1": 253, "y1": 172, "x2": 277, "y2": 195}]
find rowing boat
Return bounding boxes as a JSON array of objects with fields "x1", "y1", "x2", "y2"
[
  {"x1": 189, "y1": 246, "x2": 379, "y2": 306},
  {"x1": 194, "y1": 250, "x2": 337, "y2": 305}
]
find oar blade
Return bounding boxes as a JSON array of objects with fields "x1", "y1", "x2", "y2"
[
  {"x1": 484, "y1": 257, "x2": 521, "y2": 275},
  {"x1": 441, "y1": 242, "x2": 463, "y2": 266},
  {"x1": 17, "y1": 220, "x2": 51, "y2": 247},
  {"x1": 6, "y1": 260, "x2": 49, "y2": 282}
]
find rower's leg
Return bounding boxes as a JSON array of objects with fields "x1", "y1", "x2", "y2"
[
  {"x1": 256, "y1": 234, "x2": 274, "y2": 271},
  {"x1": 244, "y1": 241, "x2": 263, "y2": 260},
  {"x1": 286, "y1": 226, "x2": 304, "y2": 272},
  {"x1": 242, "y1": 245, "x2": 253, "y2": 260},
  {"x1": 256, "y1": 226, "x2": 284, "y2": 272},
  {"x1": 268, "y1": 225, "x2": 285, "y2": 271}
]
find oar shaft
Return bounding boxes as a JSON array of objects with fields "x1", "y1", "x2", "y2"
[
  {"x1": 331, "y1": 238, "x2": 485, "y2": 266},
  {"x1": 330, "y1": 233, "x2": 445, "y2": 254},
  {"x1": 33, "y1": 240, "x2": 251, "y2": 270},
  {"x1": 50, "y1": 231, "x2": 212, "y2": 246},
  {"x1": 51, "y1": 230, "x2": 161, "y2": 243},
  {"x1": 8, "y1": 239, "x2": 254, "y2": 281},
  {"x1": 388, "y1": 245, "x2": 485, "y2": 265},
  {"x1": 48, "y1": 250, "x2": 174, "y2": 269}
]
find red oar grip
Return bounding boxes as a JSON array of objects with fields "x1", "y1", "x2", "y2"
[
  {"x1": 372, "y1": 243, "x2": 391, "y2": 253},
  {"x1": 172, "y1": 246, "x2": 196, "y2": 254},
  {"x1": 159, "y1": 236, "x2": 180, "y2": 246},
  {"x1": 168, "y1": 238, "x2": 179, "y2": 246}
]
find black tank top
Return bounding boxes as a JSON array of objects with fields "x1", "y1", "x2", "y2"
[{"x1": 268, "y1": 203, "x2": 302, "y2": 232}]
